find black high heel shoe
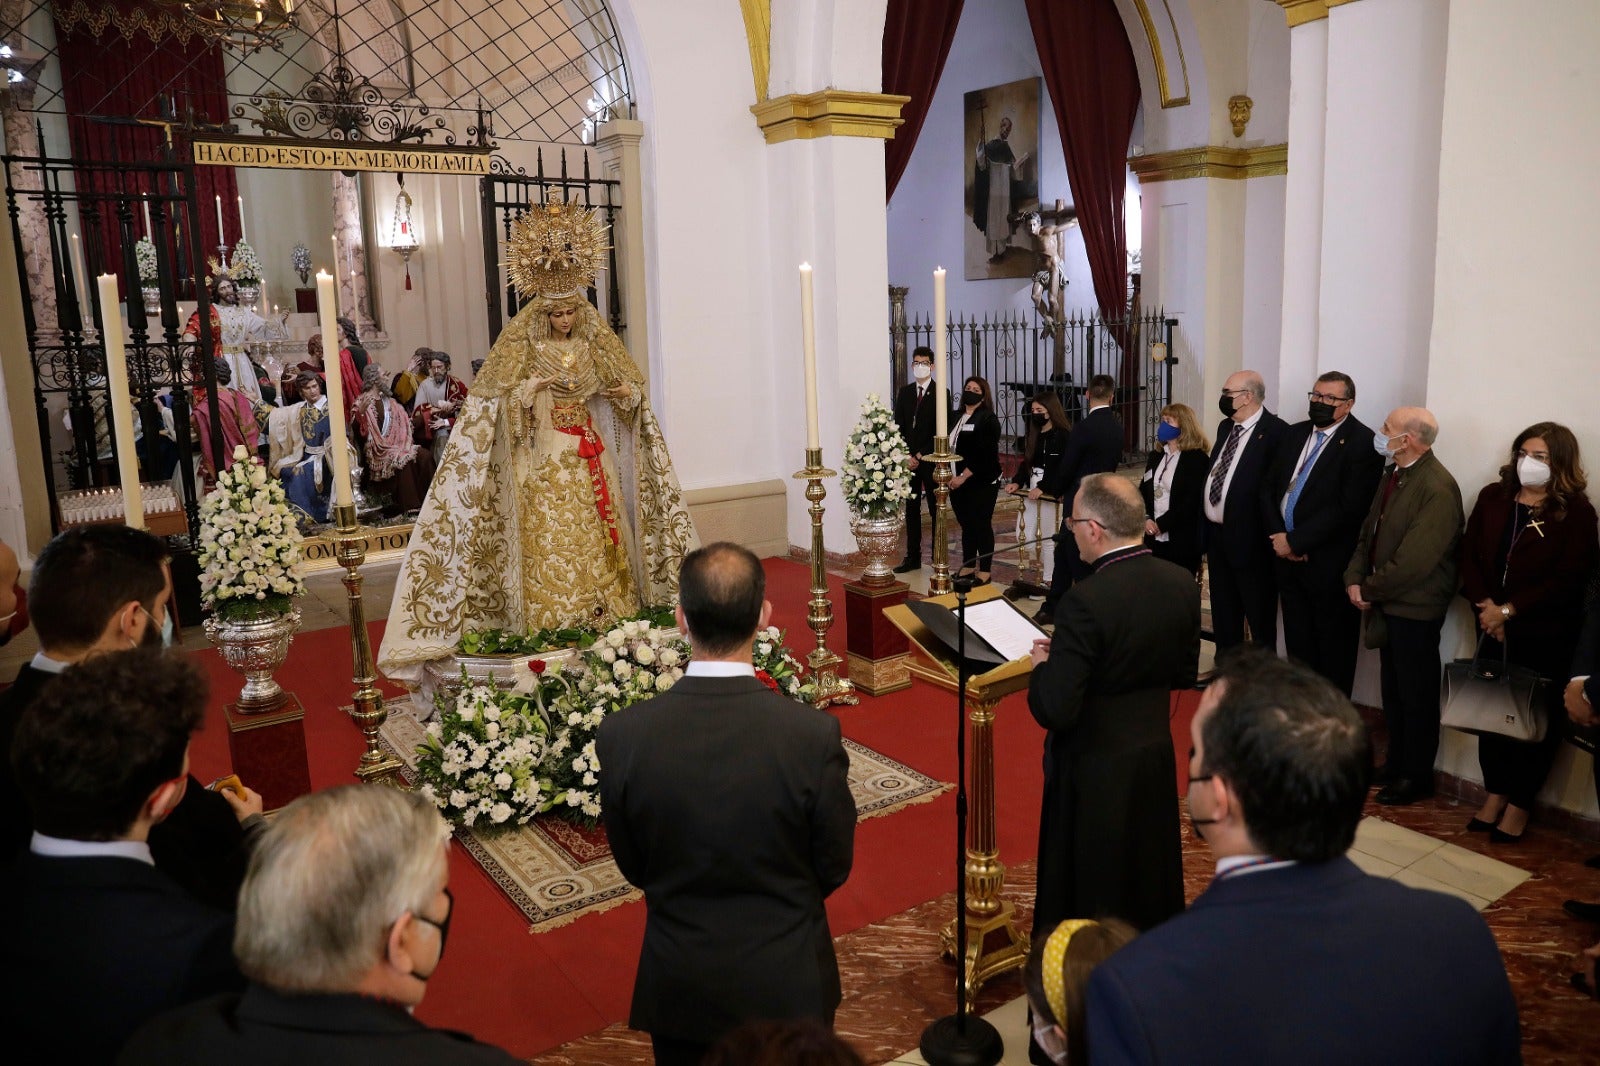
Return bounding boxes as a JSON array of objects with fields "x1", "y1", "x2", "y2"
[{"x1": 1465, "y1": 817, "x2": 1498, "y2": 833}]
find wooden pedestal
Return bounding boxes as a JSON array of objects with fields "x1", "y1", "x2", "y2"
[
  {"x1": 844, "y1": 579, "x2": 912, "y2": 695},
  {"x1": 224, "y1": 694, "x2": 312, "y2": 812}
]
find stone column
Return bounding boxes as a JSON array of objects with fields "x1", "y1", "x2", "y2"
[
  {"x1": 1274, "y1": 16, "x2": 1328, "y2": 408},
  {"x1": 331, "y1": 172, "x2": 375, "y2": 336},
  {"x1": 2, "y1": 85, "x2": 57, "y2": 340},
  {"x1": 1315, "y1": 0, "x2": 1450, "y2": 418},
  {"x1": 594, "y1": 117, "x2": 651, "y2": 389}
]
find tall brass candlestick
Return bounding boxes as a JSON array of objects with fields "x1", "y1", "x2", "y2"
[
  {"x1": 332, "y1": 504, "x2": 402, "y2": 782},
  {"x1": 925, "y1": 436, "x2": 961, "y2": 596},
  {"x1": 793, "y1": 447, "x2": 858, "y2": 709}
]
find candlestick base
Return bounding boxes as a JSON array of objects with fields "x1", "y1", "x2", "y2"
[
  {"x1": 792, "y1": 449, "x2": 858, "y2": 710},
  {"x1": 922, "y1": 446, "x2": 962, "y2": 596},
  {"x1": 331, "y1": 504, "x2": 401, "y2": 783}
]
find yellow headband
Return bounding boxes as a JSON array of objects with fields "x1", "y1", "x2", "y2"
[{"x1": 1041, "y1": 918, "x2": 1096, "y2": 1028}]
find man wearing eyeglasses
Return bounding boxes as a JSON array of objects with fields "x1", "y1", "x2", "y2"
[
  {"x1": 1027, "y1": 474, "x2": 1198, "y2": 985},
  {"x1": 1204, "y1": 370, "x2": 1287, "y2": 653},
  {"x1": 121, "y1": 784, "x2": 519, "y2": 1064},
  {"x1": 1084, "y1": 650, "x2": 1518, "y2": 1065},
  {"x1": 1261, "y1": 372, "x2": 1384, "y2": 696}
]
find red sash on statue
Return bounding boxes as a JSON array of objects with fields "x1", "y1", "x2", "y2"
[{"x1": 553, "y1": 410, "x2": 620, "y2": 555}]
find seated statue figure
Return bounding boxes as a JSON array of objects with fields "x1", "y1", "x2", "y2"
[
  {"x1": 268, "y1": 371, "x2": 353, "y2": 526},
  {"x1": 378, "y1": 199, "x2": 698, "y2": 686}
]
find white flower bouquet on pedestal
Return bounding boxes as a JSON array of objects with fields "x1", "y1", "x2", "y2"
[
  {"x1": 135, "y1": 238, "x2": 159, "y2": 285},
  {"x1": 840, "y1": 394, "x2": 914, "y2": 520},
  {"x1": 230, "y1": 240, "x2": 263, "y2": 284},
  {"x1": 197, "y1": 445, "x2": 305, "y2": 622}
]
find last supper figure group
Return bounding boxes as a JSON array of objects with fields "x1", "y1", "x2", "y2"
[{"x1": 378, "y1": 199, "x2": 700, "y2": 685}]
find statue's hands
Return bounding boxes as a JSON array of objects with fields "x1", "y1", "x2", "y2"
[
  {"x1": 603, "y1": 383, "x2": 632, "y2": 401},
  {"x1": 515, "y1": 376, "x2": 548, "y2": 406}
]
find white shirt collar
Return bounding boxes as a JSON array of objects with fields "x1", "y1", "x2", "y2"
[
  {"x1": 1215, "y1": 853, "x2": 1296, "y2": 878},
  {"x1": 29, "y1": 651, "x2": 71, "y2": 675},
  {"x1": 1088, "y1": 402, "x2": 1111, "y2": 412},
  {"x1": 32, "y1": 833, "x2": 154, "y2": 865},
  {"x1": 685, "y1": 661, "x2": 756, "y2": 678},
  {"x1": 1231, "y1": 407, "x2": 1265, "y2": 433}
]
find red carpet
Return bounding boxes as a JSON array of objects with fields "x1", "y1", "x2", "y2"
[{"x1": 184, "y1": 559, "x2": 1199, "y2": 1058}]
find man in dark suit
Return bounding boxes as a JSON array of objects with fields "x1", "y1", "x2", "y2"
[
  {"x1": 121, "y1": 785, "x2": 519, "y2": 1066},
  {"x1": 0, "y1": 525, "x2": 262, "y2": 908},
  {"x1": 1261, "y1": 371, "x2": 1384, "y2": 694},
  {"x1": 598, "y1": 543, "x2": 856, "y2": 1065},
  {"x1": 894, "y1": 345, "x2": 940, "y2": 572},
  {"x1": 1027, "y1": 474, "x2": 1198, "y2": 1065},
  {"x1": 1034, "y1": 374, "x2": 1123, "y2": 624},
  {"x1": 1085, "y1": 649, "x2": 1520, "y2": 1065},
  {"x1": 1204, "y1": 369, "x2": 1287, "y2": 651},
  {"x1": 3, "y1": 649, "x2": 244, "y2": 1064},
  {"x1": 1560, "y1": 595, "x2": 1600, "y2": 929}
]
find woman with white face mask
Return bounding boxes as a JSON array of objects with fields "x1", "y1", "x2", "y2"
[{"x1": 1458, "y1": 422, "x2": 1598, "y2": 843}]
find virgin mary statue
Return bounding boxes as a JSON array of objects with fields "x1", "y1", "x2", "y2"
[{"x1": 378, "y1": 200, "x2": 698, "y2": 685}]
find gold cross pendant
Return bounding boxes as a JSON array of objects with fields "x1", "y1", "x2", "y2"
[{"x1": 1527, "y1": 517, "x2": 1546, "y2": 538}]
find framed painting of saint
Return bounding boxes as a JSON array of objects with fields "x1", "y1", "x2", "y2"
[{"x1": 963, "y1": 77, "x2": 1041, "y2": 281}]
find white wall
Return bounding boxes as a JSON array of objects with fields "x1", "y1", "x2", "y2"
[
  {"x1": 1425, "y1": 0, "x2": 1600, "y2": 816},
  {"x1": 1316, "y1": 0, "x2": 1450, "y2": 422},
  {"x1": 886, "y1": 0, "x2": 1097, "y2": 323}
]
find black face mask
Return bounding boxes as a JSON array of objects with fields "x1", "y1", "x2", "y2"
[
  {"x1": 1307, "y1": 401, "x2": 1338, "y2": 428},
  {"x1": 1031, "y1": 413, "x2": 1048, "y2": 426},
  {"x1": 405, "y1": 887, "x2": 454, "y2": 982},
  {"x1": 963, "y1": 391, "x2": 984, "y2": 407},
  {"x1": 1218, "y1": 394, "x2": 1236, "y2": 418}
]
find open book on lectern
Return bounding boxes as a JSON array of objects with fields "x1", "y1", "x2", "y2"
[{"x1": 905, "y1": 596, "x2": 1049, "y2": 673}]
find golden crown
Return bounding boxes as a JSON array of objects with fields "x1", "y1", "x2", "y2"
[{"x1": 507, "y1": 197, "x2": 610, "y2": 300}]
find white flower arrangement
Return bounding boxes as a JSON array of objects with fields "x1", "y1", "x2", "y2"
[
  {"x1": 416, "y1": 622, "x2": 812, "y2": 830},
  {"x1": 291, "y1": 242, "x2": 312, "y2": 286},
  {"x1": 416, "y1": 678, "x2": 554, "y2": 829},
  {"x1": 134, "y1": 238, "x2": 158, "y2": 285},
  {"x1": 196, "y1": 445, "x2": 305, "y2": 621},
  {"x1": 840, "y1": 394, "x2": 914, "y2": 520},
  {"x1": 230, "y1": 240, "x2": 263, "y2": 284}
]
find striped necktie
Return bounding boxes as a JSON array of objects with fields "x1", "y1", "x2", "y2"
[
  {"x1": 1283, "y1": 430, "x2": 1328, "y2": 533},
  {"x1": 1208, "y1": 423, "x2": 1245, "y2": 507}
]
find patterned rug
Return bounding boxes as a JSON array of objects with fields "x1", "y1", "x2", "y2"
[{"x1": 375, "y1": 704, "x2": 951, "y2": 932}]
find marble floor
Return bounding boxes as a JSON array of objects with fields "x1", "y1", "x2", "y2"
[{"x1": 536, "y1": 797, "x2": 1600, "y2": 1065}]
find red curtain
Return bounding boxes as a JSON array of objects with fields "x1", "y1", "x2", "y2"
[
  {"x1": 883, "y1": 0, "x2": 965, "y2": 202},
  {"x1": 1023, "y1": 0, "x2": 1140, "y2": 319},
  {"x1": 56, "y1": 3, "x2": 238, "y2": 295}
]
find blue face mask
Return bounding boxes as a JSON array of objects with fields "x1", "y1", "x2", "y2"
[
  {"x1": 1156, "y1": 422, "x2": 1181, "y2": 444},
  {"x1": 139, "y1": 603, "x2": 174, "y2": 648},
  {"x1": 1372, "y1": 431, "x2": 1404, "y2": 459}
]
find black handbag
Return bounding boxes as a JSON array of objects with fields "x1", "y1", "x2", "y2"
[{"x1": 1440, "y1": 636, "x2": 1548, "y2": 743}]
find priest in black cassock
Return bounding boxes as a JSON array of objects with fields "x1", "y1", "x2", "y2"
[{"x1": 1028, "y1": 473, "x2": 1198, "y2": 936}]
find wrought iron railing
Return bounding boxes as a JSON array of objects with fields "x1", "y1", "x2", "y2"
[{"x1": 888, "y1": 296, "x2": 1177, "y2": 459}]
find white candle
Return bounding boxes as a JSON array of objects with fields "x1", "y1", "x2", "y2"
[
  {"x1": 331, "y1": 233, "x2": 339, "y2": 275},
  {"x1": 933, "y1": 267, "x2": 948, "y2": 440},
  {"x1": 141, "y1": 201, "x2": 152, "y2": 239},
  {"x1": 256, "y1": 274, "x2": 267, "y2": 314},
  {"x1": 315, "y1": 272, "x2": 354, "y2": 510},
  {"x1": 798, "y1": 263, "x2": 819, "y2": 452},
  {"x1": 68, "y1": 234, "x2": 89, "y2": 326},
  {"x1": 237, "y1": 195, "x2": 247, "y2": 242},
  {"x1": 96, "y1": 274, "x2": 144, "y2": 528},
  {"x1": 215, "y1": 195, "x2": 225, "y2": 240}
]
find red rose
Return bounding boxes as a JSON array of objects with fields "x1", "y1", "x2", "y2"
[
  {"x1": 528, "y1": 658, "x2": 547, "y2": 675},
  {"x1": 755, "y1": 669, "x2": 780, "y2": 693}
]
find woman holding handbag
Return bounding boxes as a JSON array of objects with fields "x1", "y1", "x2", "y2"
[{"x1": 1458, "y1": 423, "x2": 1598, "y2": 842}]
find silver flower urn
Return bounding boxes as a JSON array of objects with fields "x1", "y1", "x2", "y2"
[
  {"x1": 141, "y1": 286, "x2": 161, "y2": 316},
  {"x1": 235, "y1": 284, "x2": 261, "y2": 310},
  {"x1": 850, "y1": 513, "x2": 905, "y2": 588},
  {"x1": 204, "y1": 606, "x2": 302, "y2": 713}
]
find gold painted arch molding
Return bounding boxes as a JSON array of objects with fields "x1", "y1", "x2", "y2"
[
  {"x1": 1129, "y1": 0, "x2": 1191, "y2": 109},
  {"x1": 739, "y1": 0, "x2": 771, "y2": 102}
]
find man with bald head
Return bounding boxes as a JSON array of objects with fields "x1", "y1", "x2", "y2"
[
  {"x1": 597, "y1": 542, "x2": 855, "y2": 1064},
  {"x1": 1344, "y1": 406, "x2": 1463, "y2": 806},
  {"x1": 1026, "y1": 474, "x2": 1199, "y2": 1054},
  {"x1": 1204, "y1": 370, "x2": 1287, "y2": 652}
]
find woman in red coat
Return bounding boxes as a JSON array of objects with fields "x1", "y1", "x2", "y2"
[{"x1": 1458, "y1": 422, "x2": 1598, "y2": 842}]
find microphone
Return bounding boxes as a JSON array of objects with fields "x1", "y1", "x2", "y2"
[{"x1": 954, "y1": 529, "x2": 1067, "y2": 573}]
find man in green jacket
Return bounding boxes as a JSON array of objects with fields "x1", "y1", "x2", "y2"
[{"x1": 1344, "y1": 406, "x2": 1463, "y2": 806}]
